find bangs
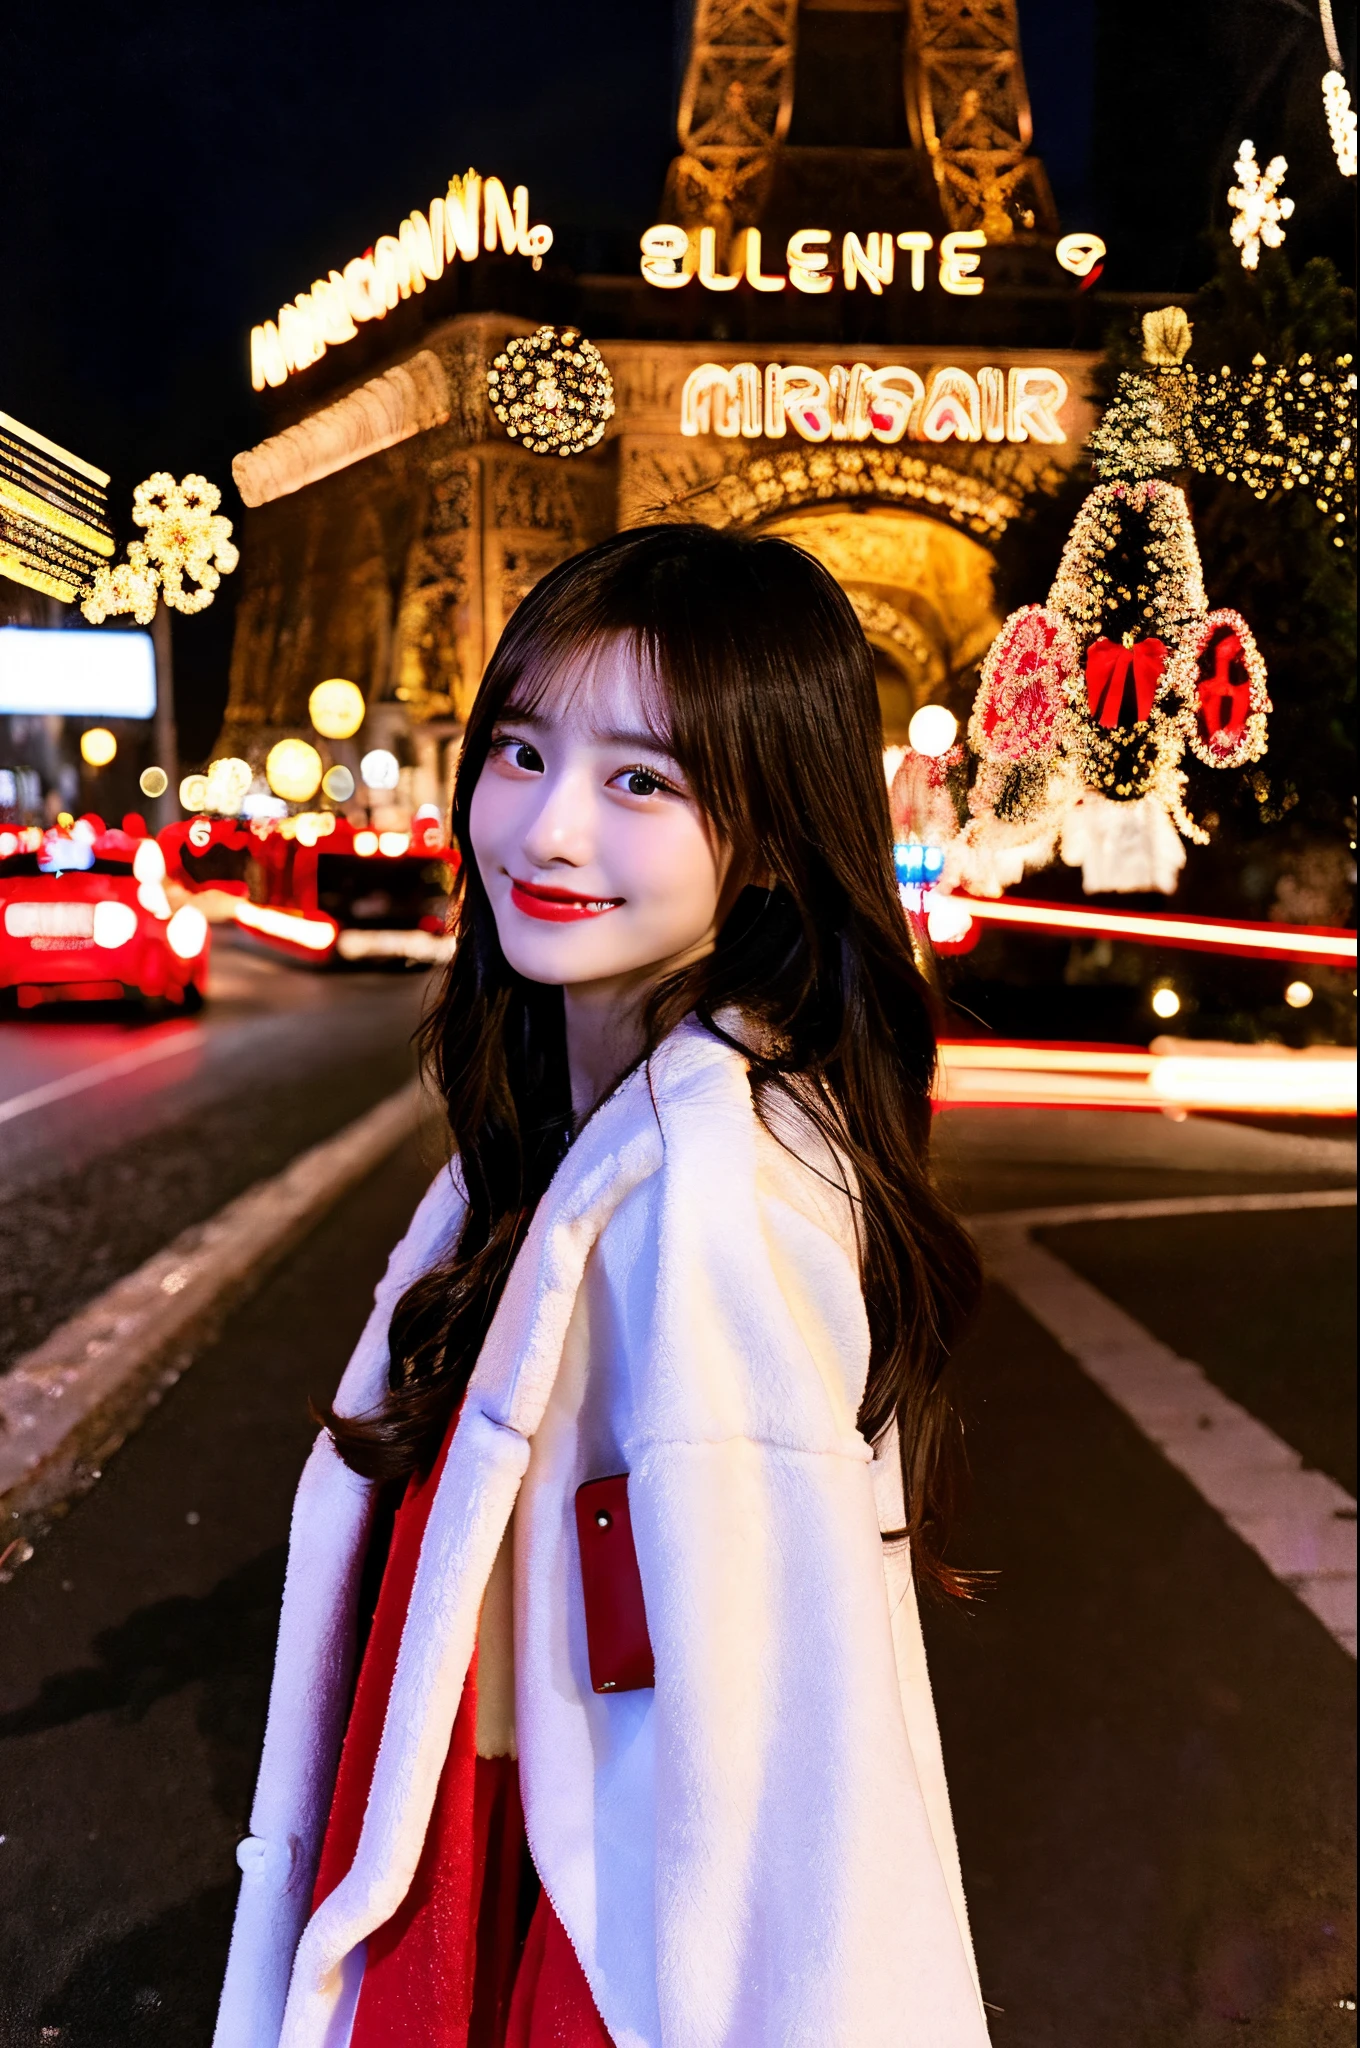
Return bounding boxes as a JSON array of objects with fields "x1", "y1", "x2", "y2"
[{"x1": 497, "y1": 625, "x2": 678, "y2": 757}]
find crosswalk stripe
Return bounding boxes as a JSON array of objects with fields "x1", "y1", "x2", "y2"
[{"x1": 973, "y1": 1209, "x2": 1357, "y2": 1659}]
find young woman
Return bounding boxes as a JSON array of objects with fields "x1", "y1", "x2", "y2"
[{"x1": 214, "y1": 525, "x2": 990, "y2": 2048}]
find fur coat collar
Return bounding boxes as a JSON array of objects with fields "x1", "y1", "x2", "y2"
[{"x1": 214, "y1": 1018, "x2": 989, "y2": 2047}]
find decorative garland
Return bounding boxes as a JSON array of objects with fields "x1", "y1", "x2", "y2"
[{"x1": 487, "y1": 327, "x2": 615, "y2": 457}]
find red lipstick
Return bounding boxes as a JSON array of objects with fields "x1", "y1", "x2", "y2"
[{"x1": 509, "y1": 878, "x2": 624, "y2": 923}]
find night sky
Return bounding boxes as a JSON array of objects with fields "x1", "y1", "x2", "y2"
[{"x1": 2, "y1": 0, "x2": 1353, "y2": 753}]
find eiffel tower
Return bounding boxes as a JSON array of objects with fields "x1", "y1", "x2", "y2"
[{"x1": 663, "y1": 0, "x2": 1057, "y2": 250}]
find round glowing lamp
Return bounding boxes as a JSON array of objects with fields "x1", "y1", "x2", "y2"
[
  {"x1": 1284, "y1": 980, "x2": 1314, "y2": 1009},
  {"x1": 93, "y1": 899, "x2": 138, "y2": 949},
  {"x1": 308, "y1": 679, "x2": 366, "y2": 740},
  {"x1": 266, "y1": 738, "x2": 324, "y2": 803},
  {"x1": 322, "y1": 764, "x2": 355, "y2": 803},
  {"x1": 140, "y1": 766, "x2": 169, "y2": 799},
  {"x1": 360, "y1": 748, "x2": 401, "y2": 791},
  {"x1": 80, "y1": 727, "x2": 117, "y2": 768},
  {"x1": 167, "y1": 904, "x2": 209, "y2": 959},
  {"x1": 180, "y1": 773, "x2": 209, "y2": 812},
  {"x1": 354, "y1": 830, "x2": 379, "y2": 857},
  {"x1": 1151, "y1": 985, "x2": 1181, "y2": 1019},
  {"x1": 907, "y1": 705, "x2": 959, "y2": 758},
  {"x1": 379, "y1": 830, "x2": 411, "y2": 857}
]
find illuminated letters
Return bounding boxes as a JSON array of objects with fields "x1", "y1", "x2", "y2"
[
  {"x1": 787, "y1": 230, "x2": 834, "y2": 295},
  {"x1": 678, "y1": 361, "x2": 1067, "y2": 446},
  {"x1": 1007, "y1": 367, "x2": 1069, "y2": 443},
  {"x1": 250, "y1": 169, "x2": 553, "y2": 389},
  {"x1": 680, "y1": 364, "x2": 762, "y2": 437},
  {"x1": 921, "y1": 367, "x2": 981, "y2": 440},
  {"x1": 938, "y1": 231, "x2": 986, "y2": 296},
  {"x1": 640, "y1": 223, "x2": 998, "y2": 296}
]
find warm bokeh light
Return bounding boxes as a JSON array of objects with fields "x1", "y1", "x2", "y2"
[
  {"x1": 322, "y1": 764, "x2": 355, "y2": 803},
  {"x1": 360, "y1": 748, "x2": 401, "y2": 791},
  {"x1": 907, "y1": 704, "x2": 959, "y2": 758},
  {"x1": 139, "y1": 766, "x2": 169, "y2": 799},
  {"x1": 353, "y1": 830, "x2": 379, "y2": 857},
  {"x1": 266, "y1": 738, "x2": 323, "y2": 802},
  {"x1": 378, "y1": 831, "x2": 410, "y2": 857},
  {"x1": 937, "y1": 1040, "x2": 1356, "y2": 1116},
  {"x1": 308, "y1": 679, "x2": 366, "y2": 740},
  {"x1": 1284, "y1": 980, "x2": 1314, "y2": 1009},
  {"x1": 167, "y1": 904, "x2": 209, "y2": 959},
  {"x1": 205, "y1": 757, "x2": 253, "y2": 814},
  {"x1": 179, "y1": 774, "x2": 209, "y2": 812},
  {"x1": 1151, "y1": 986, "x2": 1181, "y2": 1019},
  {"x1": 132, "y1": 838, "x2": 167, "y2": 884},
  {"x1": 80, "y1": 727, "x2": 117, "y2": 767}
]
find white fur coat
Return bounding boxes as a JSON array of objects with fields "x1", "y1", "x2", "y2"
[{"x1": 213, "y1": 1018, "x2": 990, "y2": 2048}]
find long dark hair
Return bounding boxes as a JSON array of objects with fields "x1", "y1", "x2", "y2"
[{"x1": 325, "y1": 524, "x2": 981, "y2": 1594}]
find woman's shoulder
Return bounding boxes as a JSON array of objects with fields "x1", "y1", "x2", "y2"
[{"x1": 638, "y1": 1016, "x2": 860, "y2": 1265}]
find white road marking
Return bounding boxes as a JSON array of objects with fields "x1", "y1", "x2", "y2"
[
  {"x1": 0, "y1": 1080, "x2": 426, "y2": 1525},
  {"x1": 971, "y1": 1187, "x2": 1357, "y2": 1231},
  {"x1": 974, "y1": 1203, "x2": 1358, "y2": 1659},
  {"x1": 0, "y1": 1028, "x2": 201, "y2": 1129}
]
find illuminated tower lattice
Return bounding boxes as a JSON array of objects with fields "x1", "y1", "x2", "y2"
[{"x1": 663, "y1": 0, "x2": 1057, "y2": 242}]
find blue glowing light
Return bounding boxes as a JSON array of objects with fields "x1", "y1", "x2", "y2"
[{"x1": 893, "y1": 842, "x2": 944, "y2": 888}]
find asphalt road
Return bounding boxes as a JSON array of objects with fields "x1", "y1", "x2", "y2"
[
  {"x1": 0, "y1": 1009, "x2": 1354, "y2": 2045},
  {"x1": 0, "y1": 933, "x2": 431, "y2": 1374}
]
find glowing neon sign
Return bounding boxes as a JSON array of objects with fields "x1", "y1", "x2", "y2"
[
  {"x1": 251, "y1": 171, "x2": 553, "y2": 391},
  {"x1": 679, "y1": 362, "x2": 1069, "y2": 444},
  {"x1": 641, "y1": 225, "x2": 990, "y2": 296}
]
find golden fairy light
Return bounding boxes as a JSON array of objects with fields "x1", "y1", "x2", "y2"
[{"x1": 487, "y1": 328, "x2": 615, "y2": 457}]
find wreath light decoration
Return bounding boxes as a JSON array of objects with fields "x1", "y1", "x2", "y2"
[
  {"x1": 487, "y1": 327, "x2": 615, "y2": 457},
  {"x1": 1167, "y1": 609, "x2": 1271, "y2": 770}
]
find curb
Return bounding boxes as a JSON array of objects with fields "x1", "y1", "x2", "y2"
[{"x1": 0, "y1": 1079, "x2": 426, "y2": 1543}]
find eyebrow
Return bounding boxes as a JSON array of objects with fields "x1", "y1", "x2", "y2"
[{"x1": 498, "y1": 709, "x2": 678, "y2": 758}]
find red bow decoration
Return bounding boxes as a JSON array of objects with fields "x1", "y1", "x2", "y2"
[
  {"x1": 1085, "y1": 637, "x2": 1166, "y2": 728},
  {"x1": 1195, "y1": 626, "x2": 1251, "y2": 751}
]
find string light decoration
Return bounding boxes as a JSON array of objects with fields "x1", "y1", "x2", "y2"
[
  {"x1": 487, "y1": 328, "x2": 615, "y2": 456},
  {"x1": 1227, "y1": 141, "x2": 1294, "y2": 271},
  {"x1": 1319, "y1": 0, "x2": 1357, "y2": 177},
  {"x1": 1323, "y1": 72, "x2": 1358, "y2": 176},
  {"x1": 1169, "y1": 353, "x2": 1357, "y2": 533},
  {"x1": 82, "y1": 473, "x2": 238, "y2": 623}
]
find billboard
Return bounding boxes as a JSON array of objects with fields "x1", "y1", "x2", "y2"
[{"x1": 0, "y1": 627, "x2": 156, "y2": 718}]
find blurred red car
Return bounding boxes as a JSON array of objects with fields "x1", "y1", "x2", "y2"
[
  {"x1": 0, "y1": 816, "x2": 210, "y2": 1010},
  {"x1": 163, "y1": 810, "x2": 457, "y2": 968}
]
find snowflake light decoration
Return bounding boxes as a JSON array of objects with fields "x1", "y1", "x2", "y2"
[
  {"x1": 1227, "y1": 140, "x2": 1294, "y2": 270},
  {"x1": 132, "y1": 472, "x2": 239, "y2": 614},
  {"x1": 80, "y1": 472, "x2": 238, "y2": 624},
  {"x1": 1323, "y1": 72, "x2": 1357, "y2": 178},
  {"x1": 81, "y1": 542, "x2": 161, "y2": 626},
  {"x1": 487, "y1": 327, "x2": 615, "y2": 457}
]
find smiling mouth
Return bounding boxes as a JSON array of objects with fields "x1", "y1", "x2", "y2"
[{"x1": 509, "y1": 878, "x2": 625, "y2": 923}]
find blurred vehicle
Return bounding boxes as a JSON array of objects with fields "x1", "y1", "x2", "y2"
[
  {"x1": 0, "y1": 816, "x2": 210, "y2": 1011},
  {"x1": 162, "y1": 809, "x2": 457, "y2": 968}
]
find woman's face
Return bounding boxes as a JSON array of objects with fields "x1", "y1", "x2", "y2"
[{"x1": 469, "y1": 638, "x2": 734, "y2": 992}]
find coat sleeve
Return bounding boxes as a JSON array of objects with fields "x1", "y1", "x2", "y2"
[
  {"x1": 212, "y1": 1162, "x2": 466, "y2": 2048},
  {"x1": 620, "y1": 1061, "x2": 991, "y2": 2047}
]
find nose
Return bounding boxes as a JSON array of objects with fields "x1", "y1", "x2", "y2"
[{"x1": 519, "y1": 762, "x2": 597, "y2": 870}]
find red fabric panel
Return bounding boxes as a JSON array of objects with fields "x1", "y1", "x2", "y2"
[{"x1": 506, "y1": 1894, "x2": 615, "y2": 2048}]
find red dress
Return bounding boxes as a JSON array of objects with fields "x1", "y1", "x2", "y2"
[{"x1": 312, "y1": 1411, "x2": 613, "y2": 2047}]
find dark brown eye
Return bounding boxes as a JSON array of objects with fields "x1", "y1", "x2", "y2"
[
  {"x1": 512, "y1": 740, "x2": 544, "y2": 772},
  {"x1": 624, "y1": 769, "x2": 660, "y2": 796}
]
